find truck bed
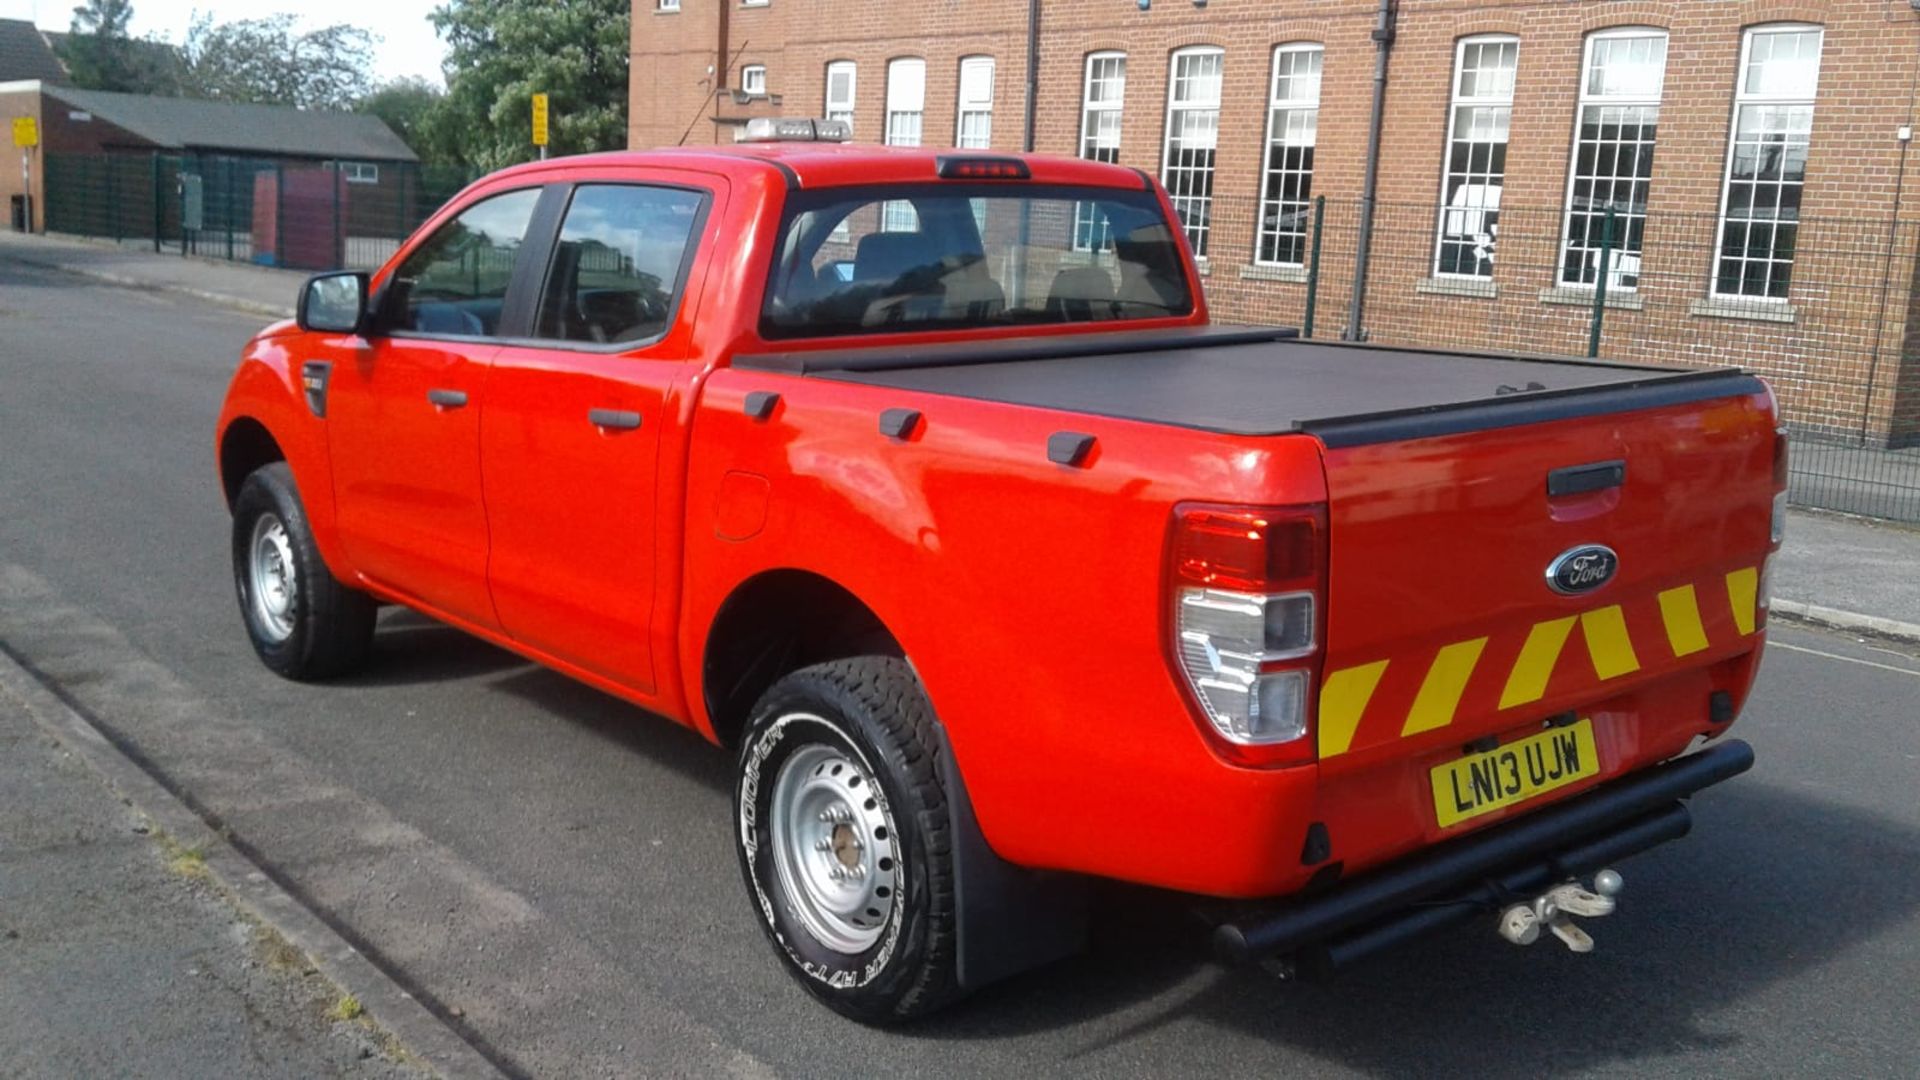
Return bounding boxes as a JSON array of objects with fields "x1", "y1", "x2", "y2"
[{"x1": 736, "y1": 327, "x2": 1762, "y2": 447}]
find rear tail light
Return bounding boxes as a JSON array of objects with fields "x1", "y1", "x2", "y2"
[
  {"x1": 1770, "y1": 427, "x2": 1789, "y2": 545},
  {"x1": 1168, "y1": 503, "x2": 1327, "y2": 767}
]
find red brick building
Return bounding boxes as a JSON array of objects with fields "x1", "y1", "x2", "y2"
[{"x1": 630, "y1": 0, "x2": 1920, "y2": 444}]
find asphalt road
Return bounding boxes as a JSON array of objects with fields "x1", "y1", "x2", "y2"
[{"x1": 2, "y1": 257, "x2": 1917, "y2": 1078}]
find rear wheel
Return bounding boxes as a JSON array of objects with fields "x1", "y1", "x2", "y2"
[
  {"x1": 734, "y1": 657, "x2": 962, "y2": 1023},
  {"x1": 231, "y1": 463, "x2": 375, "y2": 680}
]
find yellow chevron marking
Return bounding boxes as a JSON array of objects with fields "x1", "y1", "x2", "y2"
[
  {"x1": 1727, "y1": 567, "x2": 1758, "y2": 635},
  {"x1": 1318, "y1": 660, "x2": 1390, "y2": 759},
  {"x1": 1580, "y1": 605, "x2": 1641, "y2": 680},
  {"x1": 1658, "y1": 585, "x2": 1711, "y2": 657},
  {"x1": 1498, "y1": 616, "x2": 1578, "y2": 709},
  {"x1": 1402, "y1": 638, "x2": 1489, "y2": 736}
]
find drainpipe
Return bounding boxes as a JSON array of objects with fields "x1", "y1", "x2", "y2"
[
  {"x1": 1023, "y1": 0, "x2": 1041, "y2": 151},
  {"x1": 1344, "y1": 0, "x2": 1396, "y2": 341},
  {"x1": 715, "y1": 0, "x2": 732, "y2": 144}
]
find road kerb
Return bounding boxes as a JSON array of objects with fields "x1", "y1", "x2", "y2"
[
  {"x1": 1770, "y1": 599, "x2": 1920, "y2": 644},
  {"x1": 0, "y1": 641, "x2": 510, "y2": 1080},
  {"x1": 2, "y1": 253, "x2": 291, "y2": 319}
]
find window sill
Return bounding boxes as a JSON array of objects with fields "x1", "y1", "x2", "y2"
[
  {"x1": 1193, "y1": 257, "x2": 1211, "y2": 278},
  {"x1": 1689, "y1": 297, "x2": 1797, "y2": 325},
  {"x1": 1538, "y1": 286, "x2": 1644, "y2": 311},
  {"x1": 1239, "y1": 263, "x2": 1310, "y2": 284},
  {"x1": 1417, "y1": 276, "x2": 1498, "y2": 299}
]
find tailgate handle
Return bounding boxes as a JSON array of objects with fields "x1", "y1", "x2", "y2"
[{"x1": 1548, "y1": 460, "x2": 1626, "y2": 497}]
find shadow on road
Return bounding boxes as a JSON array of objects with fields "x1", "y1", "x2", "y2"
[{"x1": 907, "y1": 781, "x2": 1919, "y2": 1075}]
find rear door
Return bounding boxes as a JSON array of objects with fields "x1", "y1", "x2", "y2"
[
  {"x1": 479, "y1": 175, "x2": 719, "y2": 693},
  {"x1": 1313, "y1": 389, "x2": 1778, "y2": 774}
]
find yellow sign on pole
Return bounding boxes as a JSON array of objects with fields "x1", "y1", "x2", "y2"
[
  {"x1": 531, "y1": 93, "x2": 550, "y2": 148},
  {"x1": 11, "y1": 116, "x2": 37, "y2": 148}
]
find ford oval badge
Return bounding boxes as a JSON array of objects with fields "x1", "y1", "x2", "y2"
[{"x1": 1547, "y1": 545, "x2": 1618, "y2": 596}]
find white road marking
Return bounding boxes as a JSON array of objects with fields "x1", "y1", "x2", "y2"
[{"x1": 1770, "y1": 640, "x2": 1920, "y2": 679}]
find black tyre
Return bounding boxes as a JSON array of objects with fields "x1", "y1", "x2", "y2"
[
  {"x1": 231, "y1": 462, "x2": 375, "y2": 680},
  {"x1": 734, "y1": 657, "x2": 961, "y2": 1023}
]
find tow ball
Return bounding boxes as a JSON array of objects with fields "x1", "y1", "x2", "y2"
[{"x1": 1497, "y1": 869, "x2": 1624, "y2": 953}]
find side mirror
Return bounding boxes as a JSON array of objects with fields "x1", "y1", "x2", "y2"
[{"x1": 297, "y1": 271, "x2": 370, "y2": 334}]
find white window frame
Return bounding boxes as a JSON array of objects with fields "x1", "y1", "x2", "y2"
[
  {"x1": 657, "y1": 0, "x2": 679, "y2": 11},
  {"x1": 1433, "y1": 34, "x2": 1519, "y2": 279},
  {"x1": 824, "y1": 60, "x2": 857, "y2": 132},
  {"x1": 1556, "y1": 27, "x2": 1667, "y2": 291},
  {"x1": 742, "y1": 0, "x2": 769, "y2": 8},
  {"x1": 741, "y1": 65, "x2": 767, "y2": 97},
  {"x1": 956, "y1": 56, "x2": 996, "y2": 149},
  {"x1": 1160, "y1": 46, "x2": 1224, "y2": 259},
  {"x1": 1074, "y1": 51, "x2": 1127, "y2": 251},
  {"x1": 341, "y1": 161, "x2": 379, "y2": 185},
  {"x1": 884, "y1": 58, "x2": 927, "y2": 232},
  {"x1": 1710, "y1": 23, "x2": 1823, "y2": 302},
  {"x1": 1254, "y1": 43, "x2": 1322, "y2": 268}
]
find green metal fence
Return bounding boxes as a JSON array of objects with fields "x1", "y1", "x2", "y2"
[{"x1": 44, "y1": 151, "x2": 481, "y2": 272}]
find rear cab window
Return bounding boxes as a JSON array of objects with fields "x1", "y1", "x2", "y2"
[
  {"x1": 761, "y1": 184, "x2": 1193, "y2": 338},
  {"x1": 533, "y1": 184, "x2": 708, "y2": 346}
]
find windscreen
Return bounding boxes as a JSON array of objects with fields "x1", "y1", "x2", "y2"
[{"x1": 760, "y1": 184, "x2": 1194, "y2": 338}]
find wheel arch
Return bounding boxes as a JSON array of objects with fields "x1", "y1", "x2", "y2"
[
  {"x1": 219, "y1": 416, "x2": 287, "y2": 510},
  {"x1": 701, "y1": 568, "x2": 905, "y2": 751}
]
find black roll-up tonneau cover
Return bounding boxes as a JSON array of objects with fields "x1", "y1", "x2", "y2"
[{"x1": 733, "y1": 328, "x2": 1763, "y2": 447}]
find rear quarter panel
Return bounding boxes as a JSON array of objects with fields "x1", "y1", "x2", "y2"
[{"x1": 681, "y1": 369, "x2": 1331, "y2": 895}]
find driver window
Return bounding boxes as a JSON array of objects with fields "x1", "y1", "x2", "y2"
[
  {"x1": 392, "y1": 188, "x2": 541, "y2": 337},
  {"x1": 534, "y1": 184, "x2": 705, "y2": 345}
]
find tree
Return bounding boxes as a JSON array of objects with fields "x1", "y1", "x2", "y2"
[
  {"x1": 59, "y1": 0, "x2": 185, "y2": 94},
  {"x1": 358, "y1": 79, "x2": 452, "y2": 163},
  {"x1": 428, "y1": 0, "x2": 630, "y2": 169},
  {"x1": 182, "y1": 15, "x2": 375, "y2": 110}
]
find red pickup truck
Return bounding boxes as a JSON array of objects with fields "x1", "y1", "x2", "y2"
[{"x1": 215, "y1": 124, "x2": 1781, "y2": 1022}]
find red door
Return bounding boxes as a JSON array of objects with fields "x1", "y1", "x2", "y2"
[
  {"x1": 325, "y1": 186, "x2": 544, "y2": 628},
  {"x1": 479, "y1": 179, "x2": 718, "y2": 691}
]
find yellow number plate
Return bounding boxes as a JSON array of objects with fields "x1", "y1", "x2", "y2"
[{"x1": 1431, "y1": 719, "x2": 1600, "y2": 829}]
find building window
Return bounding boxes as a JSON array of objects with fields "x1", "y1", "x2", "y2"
[
  {"x1": 341, "y1": 162, "x2": 379, "y2": 185},
  {"x1": 1075, "y1": 51, "x2": 1127, "y2": 250},
  {"x1": 1559, "y1": 28, "x2": 1666, "y2": 290},
  {"x1": 741, "y1": 65, "x2": 767, "y2": 97},
  {"x1": 884, "y1": 58, "x2": 927, "y2": 231},
  {"x1": 1161, "y1": 46, "x2": 1223, "y2": 258},
  {"x1": 657, "y1": 0, "x2": 679, "y2": 11},
  {"x1": 1255, "y1": 44, "x2": 1321, "y2": 267},
  {"x1": 825, "y1": 60, "x2": 856, "y2": 131},
  {"x1": 1714, "y1": 24, "x2": 1823, "y2": 301},
  {"x1": 1435, "y1": 35, "x2": 1518, "y2": 278},
  {"x1": 956, "y1": 56, "x2": 995, "y2": 149}
]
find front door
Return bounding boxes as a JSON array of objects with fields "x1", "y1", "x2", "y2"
[
  {"x1": 481, "y1": 179, "x2": 716, "y2": 692},
  {"x1": 326, "y1": 186, "x2": 544, "y2": 627}
]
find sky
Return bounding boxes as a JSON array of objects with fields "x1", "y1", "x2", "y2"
[{"x1": 1, "y1": 0, "x2": 450, "y2": 85}]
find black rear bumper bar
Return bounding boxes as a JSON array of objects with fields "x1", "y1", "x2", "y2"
[{"x1": 1214, "y1": 739, "x2": 1755, "y2": 975}]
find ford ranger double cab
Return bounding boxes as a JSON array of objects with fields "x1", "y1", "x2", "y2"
[{"x1": 216, "y1": 120, "x2": 1783, "y2": 1023}]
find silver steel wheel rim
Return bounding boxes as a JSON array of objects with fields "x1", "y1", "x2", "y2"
[
  {"x1": 248, "y1": 513, "x2": 298, "y2": 643},
  {"x1": 767, "y1": 731, "x2": 899, "y2": 955}
]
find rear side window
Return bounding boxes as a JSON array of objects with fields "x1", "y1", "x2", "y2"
[
  {"x1": 761, "y1": 184, "x2": 1193, "y2": 339},
  {"x1": 392, "y1": 188, "x2": 541, "y2": 337},
  {"x1": 534, "y1": 184, "x2": 706, "y2": 345}
]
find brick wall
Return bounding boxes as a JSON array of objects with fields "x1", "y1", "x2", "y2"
[{"x1": 632, "y1": 0, "x2": 1920, "y2": 444}]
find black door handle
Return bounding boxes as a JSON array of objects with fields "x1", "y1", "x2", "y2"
[
  {"x1": 427, "y1": 388, "x2": 468, "y2": 409},
  {"x1": 589, "y1": 408, "x2": 642, "y2": 431},
  {"x1": 1548, "y1": 459, "x2": 1626, "y2": 497}
]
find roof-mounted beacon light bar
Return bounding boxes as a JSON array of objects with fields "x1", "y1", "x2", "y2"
[{"x1": 739, "y1": 117, "x2": 853, "y2": 143}]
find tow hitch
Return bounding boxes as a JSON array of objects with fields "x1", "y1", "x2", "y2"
[{"x1": 1497, "y1": 869, "x2": 1624, "y2": 952}]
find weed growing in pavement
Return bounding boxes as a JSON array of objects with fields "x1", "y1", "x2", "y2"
[{"x1": 328, "y1": 994, "x2": 365, "y2": 1022}]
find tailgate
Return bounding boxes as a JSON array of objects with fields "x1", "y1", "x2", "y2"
[{"x1": 1313, "y1": 382, "x2": 1777, "y2": 787}]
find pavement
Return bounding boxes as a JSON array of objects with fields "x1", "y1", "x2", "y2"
[
  {"x1": 1773, "y1": 510, "x2": 1920, "y2": 639},
  {"x1": 0, "y1": 669, "x2": 425, "y2": 1079},
  {"x1": 2, "y1": 235, "x2": 1920, "y2": 1077},
  {"x1": 0, "y1": 231, "x2": 303, "y2": 318}
]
